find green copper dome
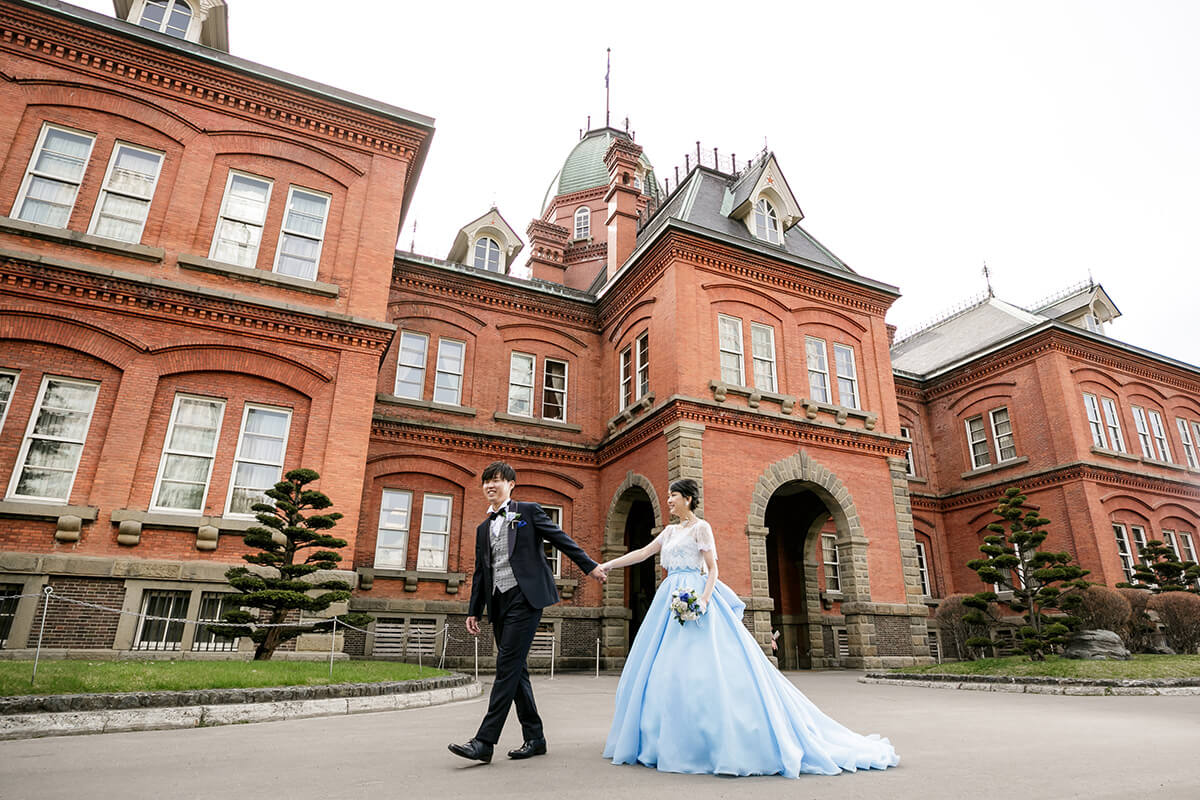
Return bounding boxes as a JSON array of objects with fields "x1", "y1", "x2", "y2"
[{"x1": 542, "y1": 128, "x2": 659, "y2": 213}]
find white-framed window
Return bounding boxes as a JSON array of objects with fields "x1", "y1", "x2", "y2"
[
  {"x1": 193, "y1": 592, "x2": 240, "y2": 652},
  {"x1": 151, "y1": 394, "x2": 225, "y2": 512},
  {"x1": 833, "y1": 344, "x2": 859, "y2": 409},
  {"x1": 1147, "y1": 410, "x2": 1172, "y2": 462},
  {"x1": 900, "y1": 425, "x2": 916, "y2": 476},
  {"x1": 1176, "y1": 418, "x2": 1199, "y2": 469},
  {"x1": 225, "y1": 404, "x2": 291, "y2": 516},
  {"x1": 133, "y1": 590, "x2": 189, "y2": 651},
  {"x1": 210, "y1": 171, "x2": 272, "y2": 268},
  {"x1": 636, "y1": 332, "x2": 649, "y2": 399},
  {"x1": 753, "y1": 197, "x2": 780, "y2": 244},
  {"x1": 542, "y1": 505, "x2": 563, "y2": 577},
  {"x1": 273, "y1": 186, "x2": 330, "y2": 280},
  {"x1": 507, "y1": 352, "x2": 535, "y2": 417},
  {"x1": 472, "y1": 236, "x2": 502, "y2": 272},
  {"x1": 806, "y1": 336, "x2": 830, "y2": 403},
  {"x1": 750, "y1": 323, "x2": 777, "y2": 392},
  {"x1": 374, "y1": 489, "x2": 412, "y2": 569},
  {"x1": 1131, "y1": 525, "x2": 1150, "y2": 567},
  {"x1": 965, "y1": 415, "x2": 990, "y2": 469},
  {"x1": 990, "y1": 407, "x2": 1016, "y2": 462},
  {"x1": 394, "y1": 331, "x2": 429, "y2": 400},
  {"x1": 619, "y1": 345, "x2": 633, "y2": 410},
  {"x1": 573, "y1": 206, "x2": 590, "y2": 240},
  {"x1": 1162, "y1": 529, "x2": 1181, "y2": 561},
  {"x1": 1179, "y1": 530, "x2": 1198, "y2": 564},
  {"x1": 1131, "y1": 406, "x2": 1155, "y2": 458},
  {"x1": 1113, "y1": 523, "x2": 1137, "y2": 583},
  {"x1": 542, "y1": 359, "x2": 567, "y2": 422},
  {"x1": 433, "y1": 339, "x2": 465, "y2": 405},
  {"x1": 0, "y1": 370, "x2": 17, "y2": 434},
  {"x1": 137, "y1": 0, "x2": 193, "y2": 39},
  {"x1": 1100, "y1": 397, "x2": 1126, "y2": 453},
  {"x1": 915, "y1": 541, "x2": 932, "y2": 596},
  {"x1": 7, "y1": 376, "x2": 99, "y2": 502},
  {"x1": 821, "y1": 532, "x2": 841, "y2": 593},
  {"x1": 417, "y1": 493, "x2": 452, "y2": 571},
  {"x1": 87, "y1": 141, "x2": 164, "y2": 243},
  {"x1": 12, "y1": 123, "x2": 96, "y2": 228},
  {"x1": 718, "y1": 314, "x2": 744, "y2": 386},
  {"x1": 1083, "y1": 393, "x2": 1107, "y2": 449}
]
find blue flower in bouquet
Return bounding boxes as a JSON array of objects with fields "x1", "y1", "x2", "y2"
[{"x1": 669, "y1": 587, "x2": 703, "y2": 626}]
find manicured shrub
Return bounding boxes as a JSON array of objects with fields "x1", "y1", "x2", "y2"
[
  {"x1": 1149, "y1": 592, "x2": 1200, "y2": 654},
  {"x1": 1074, "y1": 585, "x2": 1131, "y2": 633}
]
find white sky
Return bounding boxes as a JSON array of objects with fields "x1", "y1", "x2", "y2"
[{"x1": 74, "y1": 1, "x2": 1199, "y2": 366}]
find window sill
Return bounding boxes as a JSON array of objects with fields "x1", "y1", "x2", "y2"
[
  {"x1": 375, "y1": 392, "x2": 476, "y2": 417},
  {"x1": 1142, "y1": 457, "x2": 1186, "y2": 472},
  {"x1": 0, "y1": 215, "x2": 164, "y2": 262},
  {"x1": 960, "y1": 456, "x2": 1029, "y2": 480},
  {"x1": 555, "y1": 577, "x2": 580, "y2": 600},
  {"x1": 356, "y1": 567, "x2": 467, "y2": 594},
  {"x1": 493, "y1": 411, "x2": 582, "y2": 433},
  {"x1": 708, "y1": 380, "x2": 878, "y2": 430},
  {"x1": 607, "y1": 391, "x2": 656, "y2": 433},
  {"x1": 177, "y1": 253, "x2": 339, "y2": 298},
  {"x1": 906, "y1": 476, "x2": 927, "y2": 484},
  {"x1": 0, "y1": 499, "x2": 98, "y2": 521},
  {"x1": 109, "y1": 508, "x2": 255, "y2": 532},
  {"x1": 1090, "y1": 446, "x2": 1139, "y2": 462},
  {"x1": 820, "y1": 590, "x2": 844, "y2": 609}
]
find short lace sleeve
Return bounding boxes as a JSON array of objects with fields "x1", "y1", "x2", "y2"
[{"x1": 695, "y1": 519, "x2": 717, "y2": 560}]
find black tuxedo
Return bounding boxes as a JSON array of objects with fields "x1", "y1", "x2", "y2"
[{"x1": 468, "y1": 500, "x2": 598, "y2": 745}]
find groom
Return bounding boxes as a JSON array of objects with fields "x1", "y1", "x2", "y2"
[{"x1": 448, "y1": 461, "x2": 607, "y2": 764}]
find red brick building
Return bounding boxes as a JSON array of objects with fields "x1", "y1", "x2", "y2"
[{"x1": 1, "y1": 0, "x2": 1196, "y2": 668}]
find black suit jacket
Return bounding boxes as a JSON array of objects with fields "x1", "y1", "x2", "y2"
[{"x1": 468, "y1": 500, "x2": 598, "y2": 619}]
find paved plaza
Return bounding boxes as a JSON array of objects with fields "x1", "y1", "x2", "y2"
[{"x1": 0, "y1": 671, "x2": 1196, "y2": 800}]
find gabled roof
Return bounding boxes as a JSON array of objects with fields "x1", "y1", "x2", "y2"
[
  {"x1": 725, "y1": 153, "x2": 804, "y2": 231},
  {"x1": 446, "y1": 207, "x2": 523, "y2": 271},
  {"x1": 890, "y1": 296, "x2": 1043, "y2": 376},
  {"x1": 1033, "y1": 282, "x2": 1121, "y2": 325}
]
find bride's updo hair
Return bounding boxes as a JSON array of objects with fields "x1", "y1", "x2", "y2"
[{"x1": 669, "y1": 478, "x2": 700, "y2": 511}]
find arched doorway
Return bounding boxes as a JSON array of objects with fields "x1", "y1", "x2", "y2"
[
  {"x1": 601, "y1": 473, "x2": 663, "y2": 665},
  {"x1": 764, "y1": 482, "x2": 834, "y2": 670}
]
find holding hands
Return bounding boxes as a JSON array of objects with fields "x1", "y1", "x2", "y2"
[{"x1": 589, "y1": 564, "x2": 609, "y2": 583}]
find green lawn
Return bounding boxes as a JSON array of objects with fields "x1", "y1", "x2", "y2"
[
  {"x1": 893, "y1": 654, "x2": 1200, "y2": 680},
  {"x1": 0, "y1": 660, "x2": 449, "y2": 697}
]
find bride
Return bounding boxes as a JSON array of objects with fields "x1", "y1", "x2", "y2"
[{"x1": 598, "y1": 478, "x2": 899, "y2": 778}]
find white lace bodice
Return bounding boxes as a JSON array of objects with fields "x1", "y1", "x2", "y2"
[{"x1": 659, "y1": 519, "x2": 717, "y2": 572}]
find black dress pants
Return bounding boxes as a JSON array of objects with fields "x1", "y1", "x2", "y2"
[{"x1": 476, "y1": 586, "x2": 544, "y2": 745}]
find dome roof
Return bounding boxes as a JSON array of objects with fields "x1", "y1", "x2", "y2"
[{"x1": 542, "y1": 128, "x2": 659, "y2": 213}]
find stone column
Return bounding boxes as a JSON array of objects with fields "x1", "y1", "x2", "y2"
[
  {"x1": 664, "y1": 420, "x2": 705, "y2": 489},
  {"x1": 888, "y1": 455, "x2": 932, "y2": 663},
  {"x1": 745, "y1": 524, "x2": 773, "y2": 650}
]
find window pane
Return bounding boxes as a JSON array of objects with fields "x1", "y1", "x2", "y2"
[
  {"x1": 284, "y1": 191, "x2": 328, "y2": 236},
  {"x1": 226, "y1": 175, "x2": 270, "y2": 222},
  {"x1": 437, "y1": 341, "x2": 464, "y2": 373},
  {"x1": 108, "y1": 145, "x2": 162, "y2": 198}
]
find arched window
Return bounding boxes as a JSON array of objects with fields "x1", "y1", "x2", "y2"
[
  {"x1": 472, "y1": 237, "x2": 502, "y2": 272},
  {"x1": 573, "y1": 206, "x2": 590, "y2": 240},
  {"x1": 753, "y1": 198, "x2": 780, "y2": 244},
  {"x1": 138, "y1": 0, "x2": 193, "y2": 39}
]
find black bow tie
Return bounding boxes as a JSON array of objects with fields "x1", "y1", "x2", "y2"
[{"x1": 488, "y1": 508, "x2": 504, "y2": 522}]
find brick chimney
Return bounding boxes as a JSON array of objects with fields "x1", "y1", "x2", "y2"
[
  {"x1": 604, "y1": 137, "x2": 643, "y2": 284},
  {"x1": 525, "y1": 218, "x2": 569, "y2": 283}
]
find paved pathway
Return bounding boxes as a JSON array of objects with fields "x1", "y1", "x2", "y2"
[{"x1": 1, "y1": 671, "x2": 1195, "y2": 800}]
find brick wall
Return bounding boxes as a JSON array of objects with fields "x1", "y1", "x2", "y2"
[{"x1": 40, "y1": 577, "x2": 126, "y2": 649}]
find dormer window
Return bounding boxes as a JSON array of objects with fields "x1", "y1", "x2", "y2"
[
  {"x1": 573, "y1": 206, "x2": 590, "y2": 240},
  {"x1": 473, "y1": 237, "x2": 502, "y2": 272},
  {"x1": 753, "y1": 198, "x2": 780, "y2": 244},
  {"x1": 138, "y1": 0, "x2": 193, "y2": 39}
]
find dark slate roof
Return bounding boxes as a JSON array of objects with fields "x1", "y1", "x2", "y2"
[{"x1": 636, "y1": 167, "x2": 853, "y2": 274}]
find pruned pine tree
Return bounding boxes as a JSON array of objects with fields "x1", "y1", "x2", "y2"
[
  {"x1": 1119, "y1": 539, "x2": 1200, "y2": 594},
  {"x1": 209, "y1": 468, "x2": 370, "y2": 660},
  {"x1": 964, "y1": 487, "x2": 1090, "y2": 660}
]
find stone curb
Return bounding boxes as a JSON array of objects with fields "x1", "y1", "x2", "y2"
[
  {"x1": 860, "y1": 672, "x2": 1200, "y2": 696},
  {"x1": 0, "y1": 674, "x2": 482, "y2": 740}
]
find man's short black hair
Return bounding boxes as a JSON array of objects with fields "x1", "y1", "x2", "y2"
[{"x1": 481, "y1": 461, "x2": 516, "y2": 483}]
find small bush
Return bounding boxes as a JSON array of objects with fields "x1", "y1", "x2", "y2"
[
  {"x1": 1150, "y1": 592, "x2": 1200, "y2": 654},
  {"x1": 935, "y1": 594, "x2": 993, "y2": 660},
  {"x1": 1117, "y1": 588, "x2": 1156, "y2": 653},
  {"x1": 1075, "y1": 585, "x2": 1131, "y2": 633}
]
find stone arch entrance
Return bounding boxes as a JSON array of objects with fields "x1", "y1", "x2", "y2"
[
  {"x1": 746, "y1": 451, "x2": 876, "y2": 668},
  {"x1": 600, "y1": 472, "x2": 663, "y2": 667}
]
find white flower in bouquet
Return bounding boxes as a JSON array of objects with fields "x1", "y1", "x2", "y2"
[{"x1": 670, "y1": 587, "x2": 702, "y2": 626}]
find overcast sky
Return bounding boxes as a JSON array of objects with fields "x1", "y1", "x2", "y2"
[{"x1": 75, "y1": 1, "x2": 1199, "y2": 366}]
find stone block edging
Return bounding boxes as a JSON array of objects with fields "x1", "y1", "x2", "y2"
[
  {"x1": 861, "y1": 672, "x2": 1200, "y2": 695},
  {"x1": 0, "y1": 674, "x2": 481, "y2": 740}
]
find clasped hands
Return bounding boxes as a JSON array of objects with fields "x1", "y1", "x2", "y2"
[{"x1": 589, "y1": 564, "x2": 609, "y2": 583}]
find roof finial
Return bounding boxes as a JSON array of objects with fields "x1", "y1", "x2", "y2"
[
  {"x1": 982, "y1": 261, "x2": 994, "y2": 297},
  {"x1": 605, "y1": 48, "x2": 611, "y2": 128}
]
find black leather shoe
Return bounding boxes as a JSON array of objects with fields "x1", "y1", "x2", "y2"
[
  {"x1": 507, "y1": 738, "x2": 547, "y2": 759},
  {"x1": 448, "y1": 738, "x2": 493, "y2": 763}
]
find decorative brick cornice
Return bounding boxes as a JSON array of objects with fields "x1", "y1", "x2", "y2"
[
  {"x1": 370, "y1": 415, "x2": 595, "y2": 467},
  {"x1": 0, "y1": 4, "x2": 428, "y2": 161},
  {"x1": 564, "y1": 241, "x2": 606, "y2": 265},
  {"x1": 0, "y1": 251, "x2": 393, "y2": 354}
]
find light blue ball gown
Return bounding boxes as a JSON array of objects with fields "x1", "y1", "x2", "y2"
[{"x1": 603, "y1": 520, "x2": 899, "y2": 778}]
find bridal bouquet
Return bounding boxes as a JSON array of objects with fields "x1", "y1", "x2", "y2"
[{"x1": 669, "y1": 588, "x2": 702, "y2": 626}]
